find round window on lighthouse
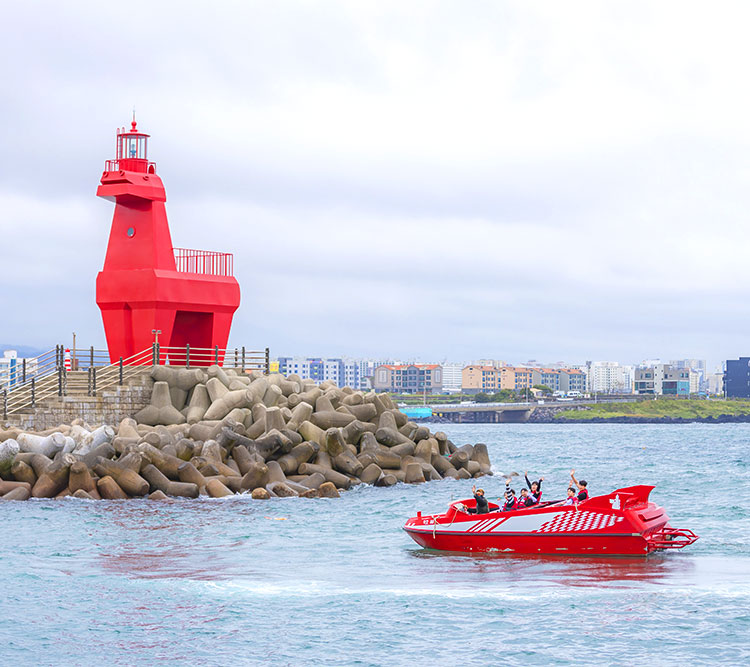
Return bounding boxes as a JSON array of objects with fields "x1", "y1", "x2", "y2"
[{"x1": 127, "y1": 227, "x2": 135, "y2": 238}]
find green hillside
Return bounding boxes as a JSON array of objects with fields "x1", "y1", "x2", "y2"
[{"x1": 557, "y1": 398, "x2": 750, "y2": 421}]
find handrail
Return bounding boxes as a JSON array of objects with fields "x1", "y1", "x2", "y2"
[
  {"x1": 104, "y1": 159, "x2": 158, "y2": 174},
  {"x1": 2, "y1": 343, "x2": 269, "y2": 419},
  {"x1": 0, "y1": 347, "x2": 59, "y2": 391},
  {"x1": 173, "y1": 248, "x2": 233, "y2": 277}
]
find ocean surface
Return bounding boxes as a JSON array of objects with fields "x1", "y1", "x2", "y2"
[{"x1": 2, "y1": 423, "x2": 749, "y2": 666}]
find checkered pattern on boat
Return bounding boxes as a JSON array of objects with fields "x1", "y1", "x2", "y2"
[{"x1": 533, "y1": 511, "x2": 624, "y2": 533}]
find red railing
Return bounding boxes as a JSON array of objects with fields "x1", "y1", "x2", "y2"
[
  {"x1": 104, "y1": 159, "x2": 158, "y2": 174},
  {"x1": 173, "y1": 248, "x2": 234, "y2": 277}
]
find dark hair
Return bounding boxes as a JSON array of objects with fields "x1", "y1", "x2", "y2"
[
  {"x1": 520, "y1": 488, "x2": 528, "y2": 493},
  {"x1": 531, "y1": 481, "x2": 539, "y2": 490},
  {"x1": 476, "y1": 489, "x2": 484, "y2": 494},
  {"x1": 568, "y1": 487, "x2": 576, "y2": 493},
  {"x1": 579, "y1": 480, "x2": 587, "y2": 487}
]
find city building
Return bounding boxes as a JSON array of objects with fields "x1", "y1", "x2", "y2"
[
  {"x1": 670, "y1": 359, "x2": 707, "y2": 392},
  {"x1": 635, "y1": 364, "x2": 691, "y2": 395},
  {"x1": 706, "y1": 371, "x2": 724, "y2": 396},
  {"x1": 373, "y1": 364, "x2": 443, "y2": 394},
  {"x1": 531, "y1": 368, "x2": 561, "y2": 392},
  {"x1": 587, "y1": 361, "x2": 634, "y2": 394},
  {"x1": 462, "y1": 365, "x2": 501, "y2": 393},
  {"x1": 0, "y1": 350, "x2": 37, "y2": 390},
  {"x1": 276, "y1": 357, "x2": 359, "y2": 389},
  {"x1": 461, "y1": 365, "x2": 537, "y2": 394},
  {"x1": 724, "y1": 358, "x2": 750, "y2": 398},
  {"x1": 559, "y1": 368, "x2": 587, "y2": 393},
  {"x1": 472, "y1": 359, "x2": 507, "y2": 368},
  {"x1": 441, "y1": 363, "x2": 464, "y2": 393}
]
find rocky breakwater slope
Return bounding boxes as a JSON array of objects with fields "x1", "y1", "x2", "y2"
[{"x1": 0, "y1": 367, "x2": 492, "y2": 501}]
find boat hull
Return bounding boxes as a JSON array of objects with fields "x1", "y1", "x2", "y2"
[
  {"x1": 403, "y1": 485, "x2": 698, "y2": 557},
  {"x1": 404, "y1": 527, "x2": 651, "y2": 556}
]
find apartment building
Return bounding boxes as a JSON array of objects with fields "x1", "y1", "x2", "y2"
[
  {"x1": 462, "y1": 365, "x2": 538, "y2": 393},
  {"x1": 635, "y1": 364, "x2": 691, "y2": 395},
  {"x1": 587, "y1": 361, "x2": 634, "y2": 394},
  {"x1": 441, "y1": 363, "x2": 464, "y2": 393},
  {"x1": 373, "y1": 364, "x2": 443, "y2": 394},
  {"x1": 559, "y1": 368, "x2": 587, "y2": 393},
  {"x1": 462, "y1": 365, "x2": 501, "y2": 393},
  {"x1": 724, "y1": 358, "x2": 750, "y2": 398},
  {"x1": 276, "y1": 357, "x2": 361, "y2": 390},
  {"x1": 531, "y1": 368, "x2": 561, "y2": 392}
]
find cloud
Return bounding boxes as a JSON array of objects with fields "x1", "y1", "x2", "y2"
[{"x1": 1, "y1": 1, "x2": 750, "y2": 371}]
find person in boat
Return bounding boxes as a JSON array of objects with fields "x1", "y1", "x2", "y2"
[
  {"x1": 470, "y1": 485, "x2": 490, "y2": 514},
  {"x1": 562, "y1": 487, "x2": 578, "y2": 505},
  {"x1": 570, "y1": 470, "x2": 589, "y2": 502},
  {"x1": 524, "y1": 471, "x2": 544, "y2": 503},
  {"x1": 501, "y1": 484, "x2": 519, "y2": 511},
  {"x1": 518, "y1": 487, "x2": 537, "y2": 508}
]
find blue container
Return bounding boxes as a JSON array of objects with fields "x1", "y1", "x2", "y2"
[{"x1": 401, "y1": 406, "x2": 433, "y2": 419}]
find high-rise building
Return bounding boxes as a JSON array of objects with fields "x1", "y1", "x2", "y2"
[
  {"x1": 724, "y1": 358, "x2": 750, "y2": 398},
  {"x1": 706, "y1": 372, "x2": 724, "y2": 395},
  {"x1": 441, "y1": 363, "x2": 463, "y2": 393},
  {"x1": 587, "y1": 361, "x2": 634, "y2": 394},
  {"x1": 670, "y1": 359, "x2": 707, "y2": 392}
]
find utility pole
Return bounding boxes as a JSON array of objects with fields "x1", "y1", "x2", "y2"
[{"x1": 72, "y1": 331, "x2": 76, "y2": 370}]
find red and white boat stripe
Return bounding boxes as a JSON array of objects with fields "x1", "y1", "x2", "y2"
[{"x1": 465, "y1": 517, "x2": 507, "y2": 533}]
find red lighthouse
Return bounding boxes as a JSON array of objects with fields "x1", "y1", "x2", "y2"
[{"x1": 96, "y1": 117, "x2": 240, "y2": 364}]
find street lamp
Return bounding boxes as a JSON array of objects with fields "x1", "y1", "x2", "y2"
[{"x1": 151, "y1": 329, "x2": 162, "y2": 365}]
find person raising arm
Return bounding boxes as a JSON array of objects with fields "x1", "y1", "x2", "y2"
[
  {"x1": 525, "y1": 471, "x2": 544, "y2": 503},
  {"x1": 570, "y1": 469, "x2": 589, "y2": 502},
  {"x1": 471, "y1": 485, "x2": 489, "y2": 514}
]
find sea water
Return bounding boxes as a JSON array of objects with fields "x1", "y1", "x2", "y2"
[{"x1": 1, "y1": 423, "x2": 749, "y2": 666}]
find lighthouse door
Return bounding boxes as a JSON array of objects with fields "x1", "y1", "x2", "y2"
[{"x1": 169, "y1": 311, "x2": 214, "y2": 365}]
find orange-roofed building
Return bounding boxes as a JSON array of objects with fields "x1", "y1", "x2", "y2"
[{"x1": 373, "y1": 364, "x2": 443, "y2": 394}]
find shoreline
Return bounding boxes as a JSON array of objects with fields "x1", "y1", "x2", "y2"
[{"x1": 417, "y1": 414, "x2": 750, "y2": 425}]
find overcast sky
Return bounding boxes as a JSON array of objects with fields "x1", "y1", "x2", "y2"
[{"x1": 1, "y1": 1, "x2": 749, "y2": 369}]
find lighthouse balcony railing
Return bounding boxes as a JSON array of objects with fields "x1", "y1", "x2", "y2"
[
  {"x1": 173, "y1": 248, "x2": 233, "y2": 277},
  {"x1": 103, "y1": 159, "x2": 158, "y2": 174}
]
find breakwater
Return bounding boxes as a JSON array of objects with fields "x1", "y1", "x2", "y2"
[{"x1": 0, "y1": 367, "x2": 492, "y2": 501}]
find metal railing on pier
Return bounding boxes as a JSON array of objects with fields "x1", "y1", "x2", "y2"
[{"x1": 2, "y1": 344, "x2": 269, "y2": 419}]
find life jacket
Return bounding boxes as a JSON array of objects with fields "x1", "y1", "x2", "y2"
[
  {"x1": 577, "y1": 488, "x2": 589, "y2": 502},
  {"x1": 531, "y1": 491, "x2": 542, "y2": 502},
  {"x1": 562, "y1": 496, "x2": 576, "y2": 506},
  {"x1": 520, "y1": 495, "x2": 536, "y2": 507},
  {"x1": 503, "y1": 498, "x2": 518, "y2": 511}
]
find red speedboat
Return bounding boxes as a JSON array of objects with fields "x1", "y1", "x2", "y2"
[{"x1": 403, "y1": 485, "x2": 698, "y2": 556}]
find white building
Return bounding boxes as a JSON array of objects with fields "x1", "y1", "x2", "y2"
[
  {"x1": 670, "y1": 359, "x2": 707, "y2": 392},
  {"x1": 473, "y1": 359, "x2": 507, "y2": 368},
  {"x1": 441, "y1": 363, "x2": 463, "y2": 393},
  {"x1": 587, "y1": 361, "x2": 634, "y2": 394},
  {"x1": 0, "y1": 350, "x2": 38, "y2": 390},
  {"x1": 706, "y1": 372, "x2": 724, "y2": 395}
]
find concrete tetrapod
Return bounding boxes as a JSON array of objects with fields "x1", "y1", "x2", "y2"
[
  {"x1": 0, "y1": 370, "x2": 495, "y2": 503},
  {"x1": 135, "y1": 382, "x2": 186, "y2": 426}
]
